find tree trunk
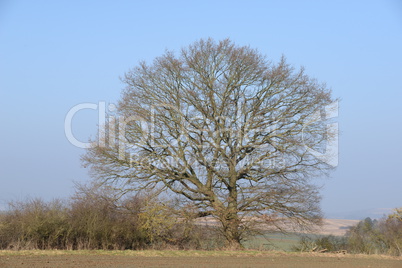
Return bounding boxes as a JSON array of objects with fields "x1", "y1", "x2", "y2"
[
  {"x1": 222, "y1": 177, "x2": 242, "y2": 249},
  {"x1": 222, "y1": 214, "x2": 242, "y2": 249}
]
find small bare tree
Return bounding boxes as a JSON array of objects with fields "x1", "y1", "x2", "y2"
[{"x1": 83, "y1": 38, "x2": 336, "y2": 248}]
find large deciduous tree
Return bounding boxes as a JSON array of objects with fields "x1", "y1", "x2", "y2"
[{"x1": 83, "y1": 38, "x2": 336, "y2": 248}]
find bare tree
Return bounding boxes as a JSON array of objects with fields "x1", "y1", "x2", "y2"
[{"x1": 82, "y1": 38, "x2": 336, "y2": 248}]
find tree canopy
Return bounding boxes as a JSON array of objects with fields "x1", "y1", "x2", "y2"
[{"x1": 83, "y1": 38, "x2": 336, "y2": 247}]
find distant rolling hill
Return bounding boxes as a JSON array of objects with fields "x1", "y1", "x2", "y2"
[
  {"x1": 314, "y1": 219, "x2": 359, "y2": 236},
  {"x1": 325, "y1": 208, "x2": 393, "y2": 220},
  {"x1": 194, "y1": 217, "x2": 360, "y2": 236}
]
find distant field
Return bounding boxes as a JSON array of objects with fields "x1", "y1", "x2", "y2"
[
  {"x1": 210, "y1": 218, "x2": 360, "y2": 251},
  {"x1": 0, "y1": 250, "x2": 401, "y2": 268},
  {"x1": 243, "y1": 232, "x2": 301, "y2": 251},
  {"x1": 196, "y1": 218, "x2": 360, "y2": 237},
  {"x1": 317, "y1": 219, "x2": 360, "y2": 236}
]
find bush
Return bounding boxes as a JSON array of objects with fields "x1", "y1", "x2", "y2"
[
  {"x1": 292, "y1": 235, "x2": 348, "y2": 252},
  {"x1": 0, "y1": 182, "x2": 224, "y2": 250},
  {"x1": 346, "y1": 214, "x2": 402, "y2": 256},
  {"x1": 293, "y1": 210, "x2": 402, "y2": 256},
  {"x1": 0, "y1": 198, "x2": 69, "y2": 249}
]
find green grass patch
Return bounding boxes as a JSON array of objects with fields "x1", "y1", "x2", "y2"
[{"x1": 243, "y1": 232, "x2": 310, "y2": 251}]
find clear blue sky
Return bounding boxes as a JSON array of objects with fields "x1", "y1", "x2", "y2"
[{"x1": 1, "y1": 0, "x2": 401, "y2": 219}]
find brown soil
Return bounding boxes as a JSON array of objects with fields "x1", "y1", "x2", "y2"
[{"x1": 0, "y1": 251, "x2": 400, "y2": 268}]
